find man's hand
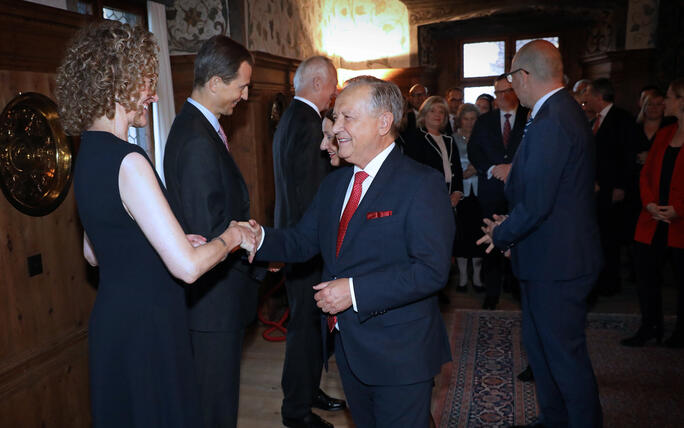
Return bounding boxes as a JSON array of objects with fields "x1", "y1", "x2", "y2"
[
  {"x1": 450, "y1": 191, "x2": 463, "y2": 207},
  {"x1": 268, "y1": 262, "x2": 285, "y2": 272},
  {"x1": 612, "y1": 188, "x2": 625, "y2": 203},
  {"x1": 185, "y1": 234, "x2": 207, "y2": 248},
  {"x1": 492, "y1": 164, "x2": 512, "y2": 182},
  {"x1": 229, "y1": 221, "x2": 258, "y2": 262},
  {"x1": 476, "y1": 214, "x2": 508, "y2": 254},
  {"x1": 463, "y1": 164, "x2": 477, "y2": 179},
  {"x1": 313, "y1": 278, "x2": 352, "y2": 315}
]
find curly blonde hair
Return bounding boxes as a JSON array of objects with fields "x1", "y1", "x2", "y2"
[{"x1": 56, "y1": 20, "x2": 159, "y2": 135}]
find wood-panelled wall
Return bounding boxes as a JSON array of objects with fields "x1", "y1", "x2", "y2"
[{"x1": 0, "y1": 2, "x2": 94, "y2": 427}]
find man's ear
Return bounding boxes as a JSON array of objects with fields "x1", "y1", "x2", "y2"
[
  {"x1": 312, "y1": 76, "x2": 322, "y2": 92},
  {"x1": 207, "y1": 76, "x2": 222, "y2": 93},
  {"x1": 378, "y1": 111, "x2": 393, "y2": 136}
]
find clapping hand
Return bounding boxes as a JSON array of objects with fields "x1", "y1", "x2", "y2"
[{"x1": 476, "y1": 214, "x2": 508, "y2": 254}]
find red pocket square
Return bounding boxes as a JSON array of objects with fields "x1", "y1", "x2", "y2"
[{"x1": 367, "y1": 210, "x2": 393, "y2": 220}]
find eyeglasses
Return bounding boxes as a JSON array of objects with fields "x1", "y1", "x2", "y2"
[
  {"x1": 505, "y1": 68, "x2": 529, "y2": 83},
  {"x1": 494, "y1": 88, "x2": 515, "y2": 96}
]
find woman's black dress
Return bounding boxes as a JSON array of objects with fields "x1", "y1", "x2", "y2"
[{"x1": 74, "y1": 131, "x2": 202, "y2": 427}]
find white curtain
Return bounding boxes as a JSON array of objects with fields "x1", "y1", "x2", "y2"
[{"x1": 147, "y1": 0, "x2": 175, "y2": 184}]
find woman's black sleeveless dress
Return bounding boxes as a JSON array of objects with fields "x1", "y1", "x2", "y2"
[{"x1": 74, "y1": 131, "x2": 202, "y2": 427}]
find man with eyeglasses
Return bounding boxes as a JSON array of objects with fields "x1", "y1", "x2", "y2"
[
  {"x1": 444, "y1": 87, "x2": 464, "y2": 135},
  {"x1": 478, "y1": 40, "x2": 603, "y2": 428},
  {"x1": 468, "y1": 74, "x2": 529, "y2": 309}
]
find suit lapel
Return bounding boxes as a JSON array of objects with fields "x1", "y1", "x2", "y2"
[
  {"x1": 329, "y1": 167, "x2": 354, "y2": 260},
  {"x1": 336, "y1": 147, "x2": 400, "y2": 259}
]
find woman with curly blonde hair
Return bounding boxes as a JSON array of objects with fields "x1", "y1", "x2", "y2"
[{"x1": 56, "y1": 20, "x2": 256, "y2": 427}]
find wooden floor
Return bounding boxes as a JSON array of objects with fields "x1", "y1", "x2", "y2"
[{"x1": 235, "y1": 261, "x2": 675, "y2": 427}]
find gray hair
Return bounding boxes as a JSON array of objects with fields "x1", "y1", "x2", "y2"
[
  {"x1": 456, "y1": 102, "x2": 481, "y2": 122},
  {"x1": 342, "y1": 75, "x2": 404, "y2": 132},
  {"x1": 293, "y1": 55, "x2": 335, "y2": 93},
  {"x1": 573, "y1": 79, "x2": 592, "y2": 94}
]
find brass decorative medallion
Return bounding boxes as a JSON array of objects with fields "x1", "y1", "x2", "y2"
[{"x1": 0, "y1": 93, "x2": 73, "y2": 216}]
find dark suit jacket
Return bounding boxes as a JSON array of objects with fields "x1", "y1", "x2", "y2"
[
  {"x1": 256, "y1": 146, "x2": 454, "y2": 386},
  {"x1": 493, "y1": 89, "x2": 603, "y2": 280},
  {"x1": 272, "y1": 99, "x2": 331, "y2": 229},
  {"x1": 405, "y1": 127, "x2": 464, "y2": 194},
  {"x1": 468, "y1": 105, "x2": 529, "y2": 217},
  {"x1": 594, "y1": 105, "x2": 640, "y2": 210},
  {"x1": 163, "y1": 101, "x2": 259, "y2": 331}
]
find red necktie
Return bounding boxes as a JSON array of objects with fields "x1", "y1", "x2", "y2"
[
  {"x1": 592, "y1": 114, "x2": 601, "y2": 135},
  {"x1": 218, "y1": 124, "x2": 230, "y2": 152},
  {"x1": 502, "y1": 113, "x2": 511, "y2": 148},
  {"x1": 328, "y1": 170, "x2": 369, "y2": 332},
  {"x1": 336, "y1": 171, "x2": 369, "y2": 257}
]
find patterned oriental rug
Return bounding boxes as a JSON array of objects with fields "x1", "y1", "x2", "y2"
[{"x1": 433, "y1": 310, "x2": 684, "y2": 428}]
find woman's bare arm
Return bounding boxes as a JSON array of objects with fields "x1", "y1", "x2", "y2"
[{"x1": 117, "y1": 152, "x2": 256, "y2": 283}]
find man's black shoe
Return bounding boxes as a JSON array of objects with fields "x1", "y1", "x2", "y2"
[
  {"x1": 312, "y1": 388, "x2": 346, "y2": 412},
  {"x1": 482, "y1": 296, "x2": 498, "y2": 310},
  {"x1": 516, "y1": 365, "x2": 534, "y2": 382},
  {"x1": 283, "y1": 412, "x2": 334, "y2": 428}
]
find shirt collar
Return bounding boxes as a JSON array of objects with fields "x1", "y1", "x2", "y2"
[
  {"x1": 353, "y1": 143, "x2": 395, "y2": 179},
  {"x1": 187, "y1": 97, "x2": 220, "y2": 132},
  {"x1": 530, "y1": 87, "x2": 564, "y2": 119},
  {"x1": 294, "y1": 96, "x2": 321, "y2": 117},
  {"x1": 598, "y1": 103, "x2": 613, "y2": 118}
]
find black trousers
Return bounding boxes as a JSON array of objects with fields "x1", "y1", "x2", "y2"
[
  {"x1": 281, "y1": 258, "x2": 324, "y2": 419},
  {"x1": 634, "y1": 233, "x2": 684, "y2": 332},
  {"x1": 484, "y1": 251, "x2": 517, "y2": 298},
  {"x1": 596, "y1": 199, "x2": 622, "y2": 294},
  {"x1": 190, "y1": 329, "x2": 244, "y2": 428}
]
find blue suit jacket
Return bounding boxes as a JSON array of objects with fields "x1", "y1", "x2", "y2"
[
  {"x1": 257, "y1": 146, "x2": 454, "y2": 385},
  {"x1": 493, "y1": 89, "x2": 603, "y2": 280},
  {"x1": 468, "y1": 105, "x2": 529, "y2": 217}
]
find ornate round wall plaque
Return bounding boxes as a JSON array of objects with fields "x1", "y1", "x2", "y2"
[{"x1": 0, "y1": 92, "x2": 73, "y2": 216}]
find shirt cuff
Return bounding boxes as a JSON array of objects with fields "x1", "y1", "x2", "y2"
[
  {"x1": 257, "y1": 226, "x2": 266, "y2": 251},
  {"x1": 487, "y1": 165, "x2": 494, "y2": 180},
  {"x1": 349, "y1": 277, "x2": 358, "y2": 312}
]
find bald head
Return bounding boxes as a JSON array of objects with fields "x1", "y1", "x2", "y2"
[
  {"x1": 512, "y1": 40, "x2": 563, "y2": 85},
  {"x1": 509, "y1": 40, "x2": 565, "y2": 107}
]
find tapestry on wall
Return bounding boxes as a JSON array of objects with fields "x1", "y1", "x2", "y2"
[{"x1": 166, "y1": 0, "x2": 229, "y2": 54}]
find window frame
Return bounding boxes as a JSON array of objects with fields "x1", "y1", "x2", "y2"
[{"x1": 459, "y1": 33, "x2": 560, "y2": 92}]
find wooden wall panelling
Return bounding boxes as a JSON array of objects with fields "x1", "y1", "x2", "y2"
[
  {"x1": 0, "y1": 69, "x2": 94, "y2": 427},
  {"x1": 582, "y1": 49, "x2": 655, "y2": 115},
  {"x1": 0, "y1": 0, "x2": 88, "y2": 73},
  {"x1": 0, "y1": 2, "x2": 94, "y2": 426}
]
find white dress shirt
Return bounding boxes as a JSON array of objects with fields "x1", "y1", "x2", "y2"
[
  {"x1": 187, "y1": 97, "x2": 221, "y2": 137},
  {"x1": 293, "y1": 96, "x2": 321, "y2": 117},
  {"x1": 341, "y1": 143, "x2": 396, "y2": 312}
]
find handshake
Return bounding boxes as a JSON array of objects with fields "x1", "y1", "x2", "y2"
[
  {"x1": 229, "y1": 219, "x2": 263, "y2": 262},
  {"x1": 185, "y1": 219, "x2": 263, "y2": 263}
]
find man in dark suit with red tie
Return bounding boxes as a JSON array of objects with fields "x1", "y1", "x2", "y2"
[
  {"x1": 163, "y1": 36, "x2": 263, "y2": 428},
  {"x1": 468, "y1": 74, "x2": 529, "y2": 309},
  {"x1": 247, "y1": 76, "x2": 455, "y2": 427},
  {"x1": 480, "y1": 40, "x2": 603, "y2": 428},
  {"x1": 583, "y1": 78, "x2": 642, "y2": 297}
]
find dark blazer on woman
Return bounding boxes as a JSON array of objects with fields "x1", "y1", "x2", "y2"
[
  {"x1": 406, "y1": 127, "x2": 464, "y2": 194},
  {"x1": 635, "y1": 123, "x2": 684, "y2": 248}
]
